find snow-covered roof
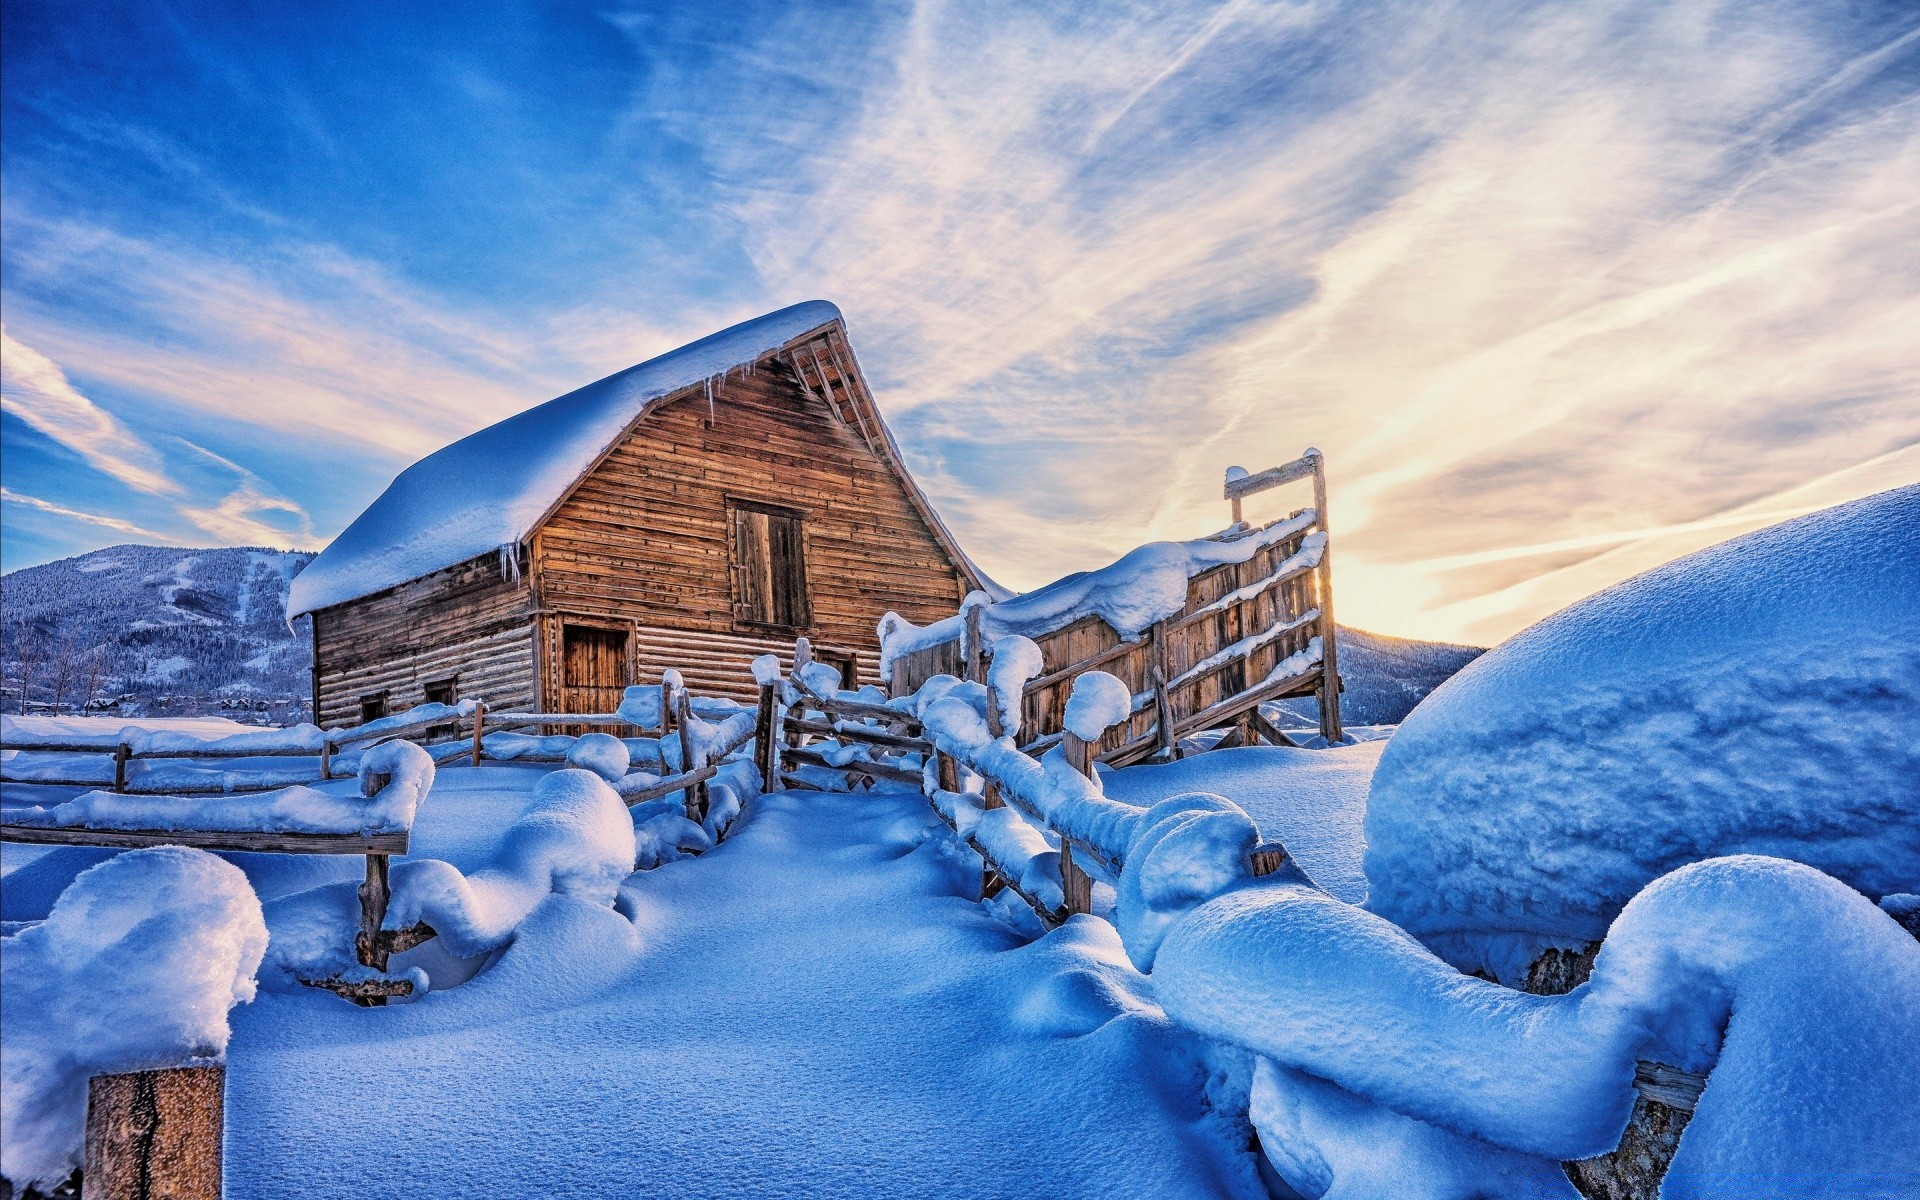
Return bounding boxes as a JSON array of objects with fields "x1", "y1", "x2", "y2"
[{"x1": 290, "y1": 302, "x2": 851, "y2": 618}]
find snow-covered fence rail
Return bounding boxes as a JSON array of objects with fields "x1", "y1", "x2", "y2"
[
  {"x1": 883, "y1": 448, "x2": 1342, "y2": 763},
  {"x1": 0, "y1": 673, "x2": 754, "y2": 796}
]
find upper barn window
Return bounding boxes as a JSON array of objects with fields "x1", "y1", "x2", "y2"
[{"x1": 728, "y1": 498, "x2": 810, "y2": 631}]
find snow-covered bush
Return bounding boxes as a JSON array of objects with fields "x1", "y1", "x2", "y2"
[
  {"x1": 2, "y1": 848, "x2": 268, "y2": 1189},
  {"x1": 1155, "y1": 854, "x2": 1920, "y2": 1193},
  {"x1": 1365, "y1": 486, "x2": 1920, "y2": 981}
]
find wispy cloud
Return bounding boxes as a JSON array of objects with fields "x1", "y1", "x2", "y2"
[
  {"x1": 0, "y1": 327, "x2": 319, "y2": 547},
  {"x1": 0, "y1": 487, "x2": 167, "y2": 539},
  {"x1": 5, "y1": 0, "x2": 1914, "y2": 640},
  {"x1": 1, "y1": 326, "x2": 177, "y2": 494},
  {"x1": 703, "y1": 0, "x2": 1920, "y2": 641}
]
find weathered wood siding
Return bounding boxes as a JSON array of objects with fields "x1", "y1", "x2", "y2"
[
  {"x1": 311, "y1": 552, "x2": 535, "y2": 726},
  {"x1": 893, "y1": 514, "x2": 1326, "y2": 760},
  {"x1": 531, "y1": 361, "x2": 971, "y2": 706}
]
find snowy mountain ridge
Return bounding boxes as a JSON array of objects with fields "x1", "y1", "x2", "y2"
[{"x1": 1, "y1": 544, "x2": 316, "y2": 719}]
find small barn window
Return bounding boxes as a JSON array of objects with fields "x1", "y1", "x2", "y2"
[
  {"x1": 423, "y1": 678, "x2": 457, "y2": 707},
  {"x1": 359, "y1": 691, "x2": 389, "y2": 724},
  {"x1": 729, "y1": 499, "x2": 810, "y2": 630}
]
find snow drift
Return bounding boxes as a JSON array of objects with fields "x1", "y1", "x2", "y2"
[
  {"x1": 1364, "y1": 485, "x2": 1920, "y2": 979},
  {"x1": 1155, "y1": 855, "x2": 1920, "y2": 1195},
  {"x1": 261, "y1": 767, "x2": 636, "y2": 990},
  {"x1": 1, "y1": 848, "x2": 268, "y2": 1189}
]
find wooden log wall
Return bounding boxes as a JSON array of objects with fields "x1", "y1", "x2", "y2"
[
  {"x1": 310, "y1": 552, "x2": 536, "y2": 728},
  {"x1": 530, "y1": 358, "x2": 969, "y2": 708},
  {"x1": 892, "y1": 516, "x2": 1325, "y2": 759}
]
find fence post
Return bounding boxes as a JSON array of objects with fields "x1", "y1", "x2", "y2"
[
  {"x1": 85, "y1": 1065, "x2": 224, "y2": 1200},
  {"x1": 676, "y1": 687, "x2": 709, "y2": 823},
  {"x1": 319, "y1": 738, "x2": 333, "y2": 781},
  {"x1": 1309, "y1": 448, "x2": 1343, "y2": 745},
  {"x1": 469, "y1": 700, "x2": 487, "y2": 768},
  {"x1": 1057, "y1": 732, "x2": 1097, "y2": 917},
  {"x1": 354, "y1": 852, "x2": 392, "y2": 1002},
  {"x1": 112, "y1": 740, "x2": 130, "y2": 793},
  {"x1": 981, "y1": 667, "x2": 1007, "y2": 812},
  {"x1": 1150, "y1": 619, "x2": 1179, "y2": 761},
  {"x1": 964, "y1": 603, "x2": 985, "y2": 685},
  {"x1": 752, "y1": 683, "x2": 777, "y2": 788}
]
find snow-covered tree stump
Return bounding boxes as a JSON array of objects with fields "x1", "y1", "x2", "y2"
[{"x1": 83, "y1": 1066, "x2": 223, "y2": 1200}]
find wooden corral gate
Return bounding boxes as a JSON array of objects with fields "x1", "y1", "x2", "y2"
[{"x1": 888, "y1": 449, "x2": 1342, "y2": 765}]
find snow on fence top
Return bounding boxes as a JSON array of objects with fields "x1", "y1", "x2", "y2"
[
  {"x1": 879, "y1": 512, "x2": 1322, "y2": 674},
  {"x1": 5, "y1": 740, "x2": 434, "y2": 840},
  {"x1": 288, "y1": 300, "x2": 844, "y2": 618},
  {"x1": 1365, "y1": 483, "x2": 1920, "y2": 982}
]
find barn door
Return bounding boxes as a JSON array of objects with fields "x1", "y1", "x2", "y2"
[{"x1": 560, "y1": 624, "x2": 629, "y2": 716}]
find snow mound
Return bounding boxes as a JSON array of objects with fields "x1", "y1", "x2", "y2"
[
  {"x1": 1064, "y1": 671, "x2": 1131, "y2": 742},
  {"x1": 1, "y1": 847, "x2": 267, "y2": 1189},
  {"x1": 262, "y1": 768, "x2": 637, "y2": 990},
  {"x1": 565, "y1": 733, "x2": 630, "y2": 782},
  {"x1": 288, "y1": 301, "x2": 843, "y2": 617},
  {"x1": 1365, "y1": 486, "x2": 1920, "y2": 978},
  {"x1": 1155, "y1": 855, "x2": 1920, "y2": 1189},
  {"x1": 384, "y1": 769, "x2": 637, "y2": 958}
]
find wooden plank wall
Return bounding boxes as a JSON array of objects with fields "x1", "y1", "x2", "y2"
[
  {"x1": 530, "y1": 359, "x2": 969, "y2": 708},
  {"x1": 311, "y1": 553, "x2": 536, "y2": 727},
  {"x1": 893, "y1": 518, "x2": 1323, "y2": 755}
]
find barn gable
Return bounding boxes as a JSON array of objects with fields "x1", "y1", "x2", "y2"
[
  {"x1": 529, "y1": 344, "x2": 976, "y2": 699},
  {"x1": 289, "y1": 301, "x2": 985, "y2": 620}
]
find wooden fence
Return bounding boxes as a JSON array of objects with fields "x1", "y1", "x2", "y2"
[
  {"x1": 0, "y1": 677, "x2": 741, "y2": 795},
  {"x1": 772, "y1": 647, "x2": 1710, "y2": 1200},
  {"x1": 888, "y1": 450, "x2": 1343, "y2": 764}
]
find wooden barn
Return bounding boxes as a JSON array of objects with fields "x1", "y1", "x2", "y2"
[{"x1": 288, "y1": 301, "x2": 988, "y2": 726}]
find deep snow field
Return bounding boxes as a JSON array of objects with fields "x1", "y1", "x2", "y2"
[{"x1": 4, "y1": 764, "x2": 1278, "y2": 1198}]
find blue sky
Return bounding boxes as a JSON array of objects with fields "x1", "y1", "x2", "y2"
[{"x1": 3, "y1": 0, "x2": 1916, "y2": 643}]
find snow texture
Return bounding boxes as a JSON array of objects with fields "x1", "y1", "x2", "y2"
[
  {"x1": 1064, "y1": 670, "x2": 1132, "y2": 742},
  {"x1": 221, "y1": 785, "x2": 1258, "y2": 1200},
  {"x1": 7, "y1": 740, "x2": 433, "y2": 836},
  {"x1": 985, "y1": 635, "x2": 1043, "y2": 738},
  {"x1": 9, "y1": 733, "x2": 435, "y2": 837},
  {"x1": 1154, "y1": 855, "x2": 1920, "y2": 1187},
  {"x1": 288, "y1": 301, "x2": 843, "y2": 617},
  {"x1": 1101, "y1": 742, "x2": 1383, "y2": 905},
  {"x1": 1249, "y1": 1059, "x2": 1574, "y2": 1199},
  {"x1": 879, "y1": 512, "x2": 1318, "y2": 670},
  {"x1": 565, "y1": 733, "x2": 630, "y2": 783},
  {"x1": 1366, "y1": 486, "x2": 1920, "y2": 981},
  {"x1": 261, "y1": 768, "x2": 636, "y2": 989},
  {"x1": 1, "y1": 847, "x2": 267, "y2": 1189},
  {"x1": 127, "y1": 723, "x2": 326, "y2": 756},
  {"x1": 332, "y1": 698, "x2": 475, "y2": 740},
  {"x1": 614, "y1": 683, "x2": 745, "y2": 730},
  {"x1": 383, "y1": 769, "x2": 636, "y2": 957},
  {"x1": 1, "y1": 714, "x2": 258, "y2": 749}
]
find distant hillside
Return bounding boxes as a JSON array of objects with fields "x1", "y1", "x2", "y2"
[
  {"x1": 0, "y1": 544, "x2": 316, "y2": 719},
  {"x1": 1272, "y1": 626, "x2": 1485, "y2": 727}
]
